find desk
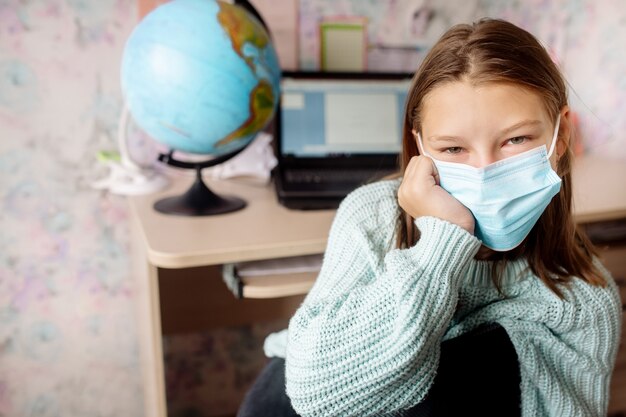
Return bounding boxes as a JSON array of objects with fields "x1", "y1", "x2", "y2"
[{"x1": 129, "y1": 155, "x2": 626, "y2": 417}]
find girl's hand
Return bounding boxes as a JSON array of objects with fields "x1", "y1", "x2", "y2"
[{"x1": 398, "y1": 155, "x2": 475, "y2": 235}]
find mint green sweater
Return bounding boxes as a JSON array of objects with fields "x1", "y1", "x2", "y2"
[{"x1": 279, "y1": 179, "x2": 621, "y2": 417}]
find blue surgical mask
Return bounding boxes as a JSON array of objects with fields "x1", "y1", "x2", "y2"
[{"x1": 417, "y1": 116, "x2": 562, "y2": 251}]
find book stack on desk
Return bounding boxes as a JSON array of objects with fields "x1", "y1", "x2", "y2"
[{"x1": 222, "y1": 254, "x2": 323, "y2": 299}]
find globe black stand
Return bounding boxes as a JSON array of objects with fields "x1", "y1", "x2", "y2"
[{"x1": 154, "y1": 148, "x2": 247, "y2": 216}]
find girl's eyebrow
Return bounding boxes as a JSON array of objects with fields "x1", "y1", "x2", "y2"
[
  {"x1": 428, "y1": 135, "x2": 463, "y2": 143},
  {"x1": 500, "y1": 119, "x2": 543, "y2": 136},
  {"x1": 428, "y1": 119, "x2": 544, "y2": 142}
]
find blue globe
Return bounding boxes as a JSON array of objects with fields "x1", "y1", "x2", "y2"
[{"x1": 121, "y1": 0, "x2": 281, "y2": 156}]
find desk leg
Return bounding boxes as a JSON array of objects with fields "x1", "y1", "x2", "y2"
[{"x1": 132, "y1": 221, "x2": 167, "y2": 417}]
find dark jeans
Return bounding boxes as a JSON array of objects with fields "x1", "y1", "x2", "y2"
[
  {"x1": 238, "y1": 323, "x2": 520, "y2": 417},
  {"x1": 237, "y1": 356, "x2": 299, "y2": 417}
]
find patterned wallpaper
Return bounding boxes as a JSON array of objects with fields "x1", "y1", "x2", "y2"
[
  {"x1": 0, "y1": 1, "x2": 143, "y2": 416},
  {"x1": 0, "y1": 1, "x2": 624, "y2": 416}
]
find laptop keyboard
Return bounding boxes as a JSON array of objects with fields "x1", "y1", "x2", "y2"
[{"x1": 285, "y1": 169, "x2": 384, "y2": 184}]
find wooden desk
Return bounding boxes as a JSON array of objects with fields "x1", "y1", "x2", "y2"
[{"x1": 129, "y1": 155, "x2": 626, "y2": 417}]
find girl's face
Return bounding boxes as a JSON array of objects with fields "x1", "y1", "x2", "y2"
[{"x1": 417, "y1": 80, "x2": 566, "y2": 169}]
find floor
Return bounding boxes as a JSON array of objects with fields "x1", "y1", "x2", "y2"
[{"x1": 164, "y1": 318, "x2": 288, "y2": 417}]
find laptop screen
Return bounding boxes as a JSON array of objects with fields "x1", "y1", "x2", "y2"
[{"x1": 279, "y1": 73, "x2": 413, "y2": 158}]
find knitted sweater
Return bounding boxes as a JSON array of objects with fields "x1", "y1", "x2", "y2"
[{"x1": 279, "y1": 179, "x2": 622, "y2": 417}]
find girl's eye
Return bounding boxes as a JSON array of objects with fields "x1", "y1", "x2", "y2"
[
  {"x1": 444, "y1": 147, "x2": 463, "y2": 154},
  {"x1": 508, "y1": 136, "x2": 528, "y2": 145}
]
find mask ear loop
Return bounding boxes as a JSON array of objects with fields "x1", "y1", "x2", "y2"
[
  {"x1": 547, "y1": 114, "x2": 561, "y2": 158},
  {"x1": 414, "y1": 130, "x2": 433, "y2": 158}
]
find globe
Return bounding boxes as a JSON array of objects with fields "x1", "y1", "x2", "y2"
[
  {"x1": 119, "y1": 0, "x2": 281, "y2": 215},
  {"x1": 121, "y1": 0, "x2": 280, "y2": 156}
]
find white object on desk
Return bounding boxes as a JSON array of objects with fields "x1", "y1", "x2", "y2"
[{"x1": 205, "y1": 132, "x2": 277, "y2": 182}]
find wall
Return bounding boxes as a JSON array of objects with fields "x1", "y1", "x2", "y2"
[
  {"x1": 0, "y1": 1, "x2": 143, "y2": 416},
  {"x1": 0, "y1": 1, "x2": 624, "y2": 417}
]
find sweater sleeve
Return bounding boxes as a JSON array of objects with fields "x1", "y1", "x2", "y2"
[
  {"x1": 497, "y1": 262, "x2": 622, "y2": 417},
  {"x1": 285, "y1": 184, "x2": 482, "y2": 417}
]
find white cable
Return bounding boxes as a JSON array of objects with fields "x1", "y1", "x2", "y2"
[
  {"x1": 117, "y1": 104, "x2": 142, "y2": 172},
  {"x1": 91, "y1": 104, "x2": 169, "y2": 195}
]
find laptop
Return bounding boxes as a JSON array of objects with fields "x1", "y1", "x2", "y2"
[{"x1": 273, "y1": 71, "x2": 413, "y2": 210}]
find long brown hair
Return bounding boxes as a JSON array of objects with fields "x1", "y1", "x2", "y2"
[{"x1": 396, "y1": 18, "x2": 605, "y2": 296}]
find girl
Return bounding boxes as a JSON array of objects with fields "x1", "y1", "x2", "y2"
[{"x1": 239, "y1": 18, "x2": 621, "y2": 417}]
